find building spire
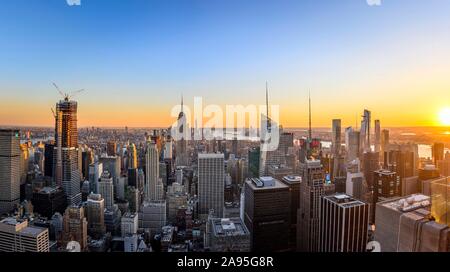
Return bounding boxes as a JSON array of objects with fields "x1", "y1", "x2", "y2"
[
  {"x1": 308, "y1": 90, "x2": 312, "y2": 140},
  {"x1": 181, "y1": 94, "x2": 184, "y2": 114},
  {"x1": 266, "y1": 81, "x2": 269, "y2": 118},
  {"x1": 265, "y1": 81, "x2": 271, "y2": 131}
]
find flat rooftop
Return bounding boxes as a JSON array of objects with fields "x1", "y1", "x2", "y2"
[
  {"x1": 378, "y1": 194, "x2": 431, "y2": 212},
  {"x1": 198, "y1": 153, "x2": 224, "y2": 159},
  {"x1": 211, "y1": 218, "x2": 249, "y2": 237},
  {"x1": 282, "y1": 175, "x2": 302, "y2": 184},
  {"x1": 324, "y1": 194, "x2": 366, "y2": 208},
  {"x1": 245, "y1": 176, "x2": 288, "y2": 190}
]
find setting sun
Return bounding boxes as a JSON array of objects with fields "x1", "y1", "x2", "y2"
[{"x1": 439, "y1": 107, "x2": 450, "y2": 126}]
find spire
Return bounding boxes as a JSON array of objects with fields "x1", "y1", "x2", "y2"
[
  {"x1": 308, "y1": 91, "x2": 312, "y2": 140},
  {"x1": 265, "y1": 81, "x2": 271, "y2": 131},
  {"x1": 181, "y1": 94, "x2": 184, "y2": 114},
  {"x1": 266, "y1": 81, "x2": 269, "y2": 118}
]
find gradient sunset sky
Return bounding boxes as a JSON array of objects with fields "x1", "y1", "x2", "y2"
[{"x1": 0, "y1": 0, "x2": 449, "y2": 128}]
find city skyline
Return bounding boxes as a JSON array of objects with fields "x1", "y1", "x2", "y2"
[{"x1": 1, "y1": 0, "x2": 450, "y2": 128}]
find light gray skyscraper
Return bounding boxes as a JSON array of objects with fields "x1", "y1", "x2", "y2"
[
  {"x1": 88, "y1": 162, "x2": 103, "y2": 194},
  {"x1": 0, "y1": 129, "x2": 20, "y2": 214},
  {"x1": 345, "y1": 127, "x2": 360, "y2": 162},
  {"x1": 98, "y1": 171, "x2": 114, "y2": 210},
  {"x1": 374, "y1": 120, "x2": 381, "y2": 153},
  {"x1": 331, "y1": 119, "x2": 342, "y2": 179},
  {"x1": 198, "y1": 153, "x2": 225, "y2": 218},
  {"x1": 145, "y1": 141, "x2": 163, "y2": 201},
  {"x1": 360, "y1": 109, "x2": 371, "y2": 154}
]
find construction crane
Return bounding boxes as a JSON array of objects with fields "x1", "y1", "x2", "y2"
[{"x1": 52, "y1": 82, "x2": 85, "y2": 101}]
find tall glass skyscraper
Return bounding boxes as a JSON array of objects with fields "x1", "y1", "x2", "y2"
[
  {"x1": 0, "y1": 129, "x2": 20, "y2": 214},
  {"x1": 53, "y1": 98, "x2": 81, "y2": 206}
]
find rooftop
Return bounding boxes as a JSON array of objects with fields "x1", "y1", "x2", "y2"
[
  {"x1": 211, "y1": 218, "x2": 249, "y2": 237},
  {"x1": 246, "y1": 177, "x2": 288, "y2": 190},
  {"x1": 282, "y1": 175, "x2": 302, "y2": 184},
  {"x1": 198, "y1": 153, "x2": 224, "y2": 159},
  {"x1": 379, "y1": 194, "x2": 431, "y2": 212}
]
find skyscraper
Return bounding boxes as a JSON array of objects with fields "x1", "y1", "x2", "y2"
[
  {"x1": 107, "y1": 140, "x2": 117, "y2": 156},
  {"x1": 359, "y1": 109, "x2": 371, "y2": 154},
  {"x1": 145, "y1": 141, "x2": 163, "y2": 201},
  {"x1": 244, "y1": 177, "x2": 290, "y2": 252},
  {"x1": 298, "y1": 160, "x2": 335, "y2": 252},
  {"x1": 198, "y1": 153, "x2": 225, "y2": 218},
  {"x1": 127, "y1": 143, "x2": 138, "y2": 169},
  {"x1": 53, "y1": 98, "x2": 81, "y2": 206},
  {"x1": 345, "y1": 127, "x2": 360, "y2": 162},
  {"x1": 331, "y1": 119, "x2": 341, "y2": 158},
  {"x1": 319, "y1": 194, "x2": 369, "y2": 252},
  {"x1": 175, "y1": 96, "x2": 188, "y2": 166},
  {"x1": 62, "y1": 205, "x2": 88, "y2": 251},
  {"x1": 381, "y1": 129, "x2": 390, "y2": 157},
  {"x1": 88, "y1": 162, "x2": 103, "y2": 194},
  {"x1": 86, "y1": 193, "x2": 105, "y2": 239},
  {"x1": 432, "y1": 143, "x2": 445, "y2": 165},
  {"x1": 331, "y1": 119, "x2": 343, "y2": 180},
  {"x1": 0, "y1": 129, "x2": 20, "y2": 215},
  {"x1": 44, "y1": 141, "x2": 55, "y2": 178},
  {"x1": 374, "y1": 120, "x2": 381, "y2": 153},
  {"x1": 98, "y1": 171, "x2": 114, "y2": 210}
]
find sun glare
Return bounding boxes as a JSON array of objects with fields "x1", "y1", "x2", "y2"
[{"x1": 439, "y1": 108, "x2": 450, "y2": 126}]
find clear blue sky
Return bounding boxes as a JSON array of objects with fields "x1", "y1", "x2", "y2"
[{"x1": 1, "y1": 0, "x2": 450, "y2": 127}]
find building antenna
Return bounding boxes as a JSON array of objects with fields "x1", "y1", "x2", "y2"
[
  {"x1": 308, "y1": 90, "x2": 312, "y2": 140},
  {"x1": 266, "y1": 81, "x2": 270, "y2": 118}
]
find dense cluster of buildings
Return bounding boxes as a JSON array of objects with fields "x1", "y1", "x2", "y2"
[{"x1": 0, "y1": 93, "x2": 449, "y2": 252}]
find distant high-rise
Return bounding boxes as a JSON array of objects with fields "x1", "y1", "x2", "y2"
[
  {"x1": 53, "y1": 98, "x2": 81, "y2": 206},
  {"x1": 374, "y1": 120, "x2": 381, "y2": 153},
  {"x1": 0, "y1": 129, "x2": 20, "y2": 215},
  {"x1": 248, "y1": 147, "x2": 260, "y2": 178},
  {"x1": 198, "y1": 153, "x2": 225, "y2": 218},
  {"x1": 363, "y1": 151, "x2": 380, "y2": 190},
  {"x1": 44, "y1": 141, "x2": 55, "y2": 178},
  {"x1": 127, "y1": 143, "x2": 138, "y2": 169},
  {"x1": 331, "y1": 119, "x2": 343, "y2": 180},
  {"x1": 319, "y1": 194, "x2": 369, "y2": 252},
  {"x1": 98, "y1": 171, "x2": 114, "y2": 210},
  {"x1": 145, "y1": 142, "x2": 163, "y2": 201},
  {"x1": 88, "y1": 162, "x2": 103, "y2": 194},
  {"x1": 432, "y1": 143, "x2": 445, "y2": 164},
  {"x1": 381, "y1": 129, "x2": 390, "y2": 156},
  {"x1": 359, "y1": 109, "x2": 371, "y2": 154},
  {"x1": 81, "y1": 149, "x2": 94, "y2": 180},
  {"x1": 331, "y1": 119, "x2": 341, "y2": 157},
  {"x1": 107, "y1": 140, "x2": 117, "y2": 156},
  {"x1": 345, "y1": 159, "x2": 365, "y2": 200},
  {"x1": 175, "y1": 96, "x2": 188, "y2": 166},
  {"x1": 345, "y1": 127, "x2": 360, "y2": 162}
]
